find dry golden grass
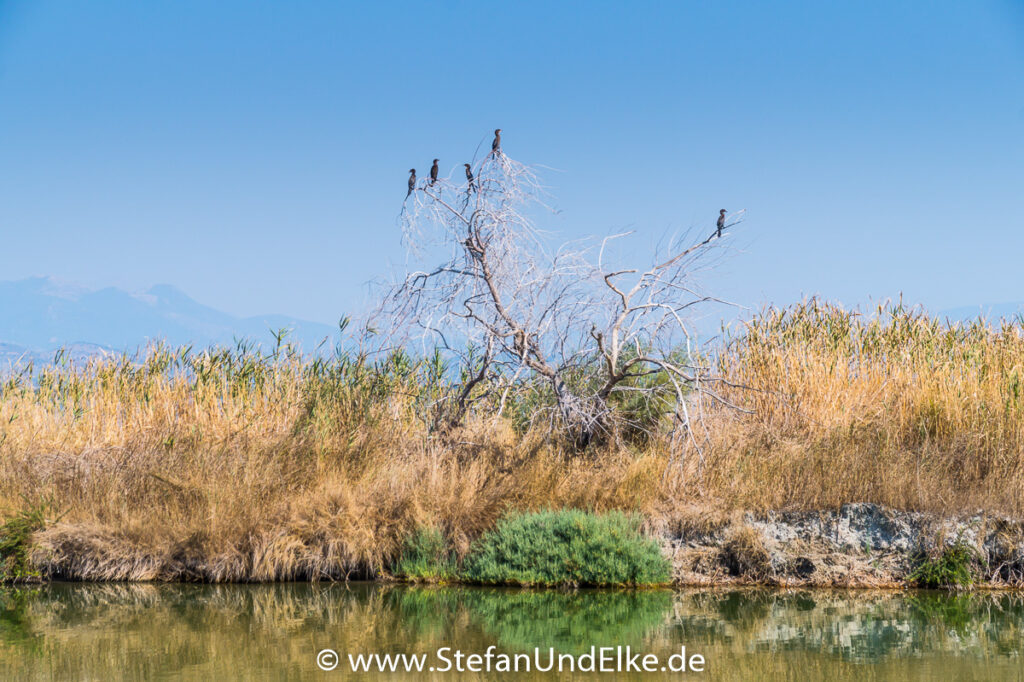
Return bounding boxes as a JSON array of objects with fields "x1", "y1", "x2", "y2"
[
  {"x1": 0, "y1": 344, "x2": 668, "y2": 580},
  {"x1": 705, "y1": 300, "x2": 1024, "y2": 513},
  {"x1": 2, "y1": 299, "x2": 1023, "y2": 581}
]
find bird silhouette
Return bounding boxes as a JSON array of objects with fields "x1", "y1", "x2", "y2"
[
  {"x1": 429, "y1": 159, "x2": 439, "y2": 186},
  {"x1": 717, "y1": 209, "x2": 726, "y2": 237},
  {"x1": 464, "y1": 163, "x2": 475, "y2": 192},
  {"x1": 491, "y1": 129, "x2": 501, "y2": 155},
  {"x1": 406, "y1": 169, "x2": 416, "y2": 198}
]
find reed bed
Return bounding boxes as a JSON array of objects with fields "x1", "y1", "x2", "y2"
[
  {"x1": 1, "y1": 300, "x2": 1022, "y2": 581},
  {"x1": 707, "y1": 300, "x2": 1024, "y2": 513}
]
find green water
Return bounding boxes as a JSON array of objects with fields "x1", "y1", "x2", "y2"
[{"x1": 1, "y1": 584, "x2": 1022, "y2": 680}]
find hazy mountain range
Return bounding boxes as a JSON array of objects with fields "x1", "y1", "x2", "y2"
[
  {"x1": 1, "y1": 276, "x2": 1021, "y2": 366},
  {"x1": 0, "y1": 277, "x2": 340, "y2": 364}
]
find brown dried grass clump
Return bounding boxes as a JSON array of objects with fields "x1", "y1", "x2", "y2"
[{"x1": 719, "y1": 525, "x2": 773, "y2": 580}]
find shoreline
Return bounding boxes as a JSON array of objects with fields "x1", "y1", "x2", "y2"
[
  {"x1": 660, "y1": 503, "x2": 1024, "y2": 590},
  {"x1": 16, "y1": 503, "x2": 1024, "y2": 590}
]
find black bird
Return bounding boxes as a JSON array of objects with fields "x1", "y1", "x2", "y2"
[
  {"x1": 491, "y1": 129, "x2": 502, "y2": 155},
  {"x1": 464, "y1": 163, "x2": 475, "y2": 192},
  {"x1": 717, "y1": 209, "x2": 726, "y2": 237},
  {"x1": 429, "y1": 159, "x2": 439, "y2": 186},
  {"x1": 406, "y1": 169, "x2": 416, "y2": 198}
]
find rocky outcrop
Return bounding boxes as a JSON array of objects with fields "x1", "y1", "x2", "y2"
[{"x1": 659, "y1": 504, "x2": 1024, "y2": 588}]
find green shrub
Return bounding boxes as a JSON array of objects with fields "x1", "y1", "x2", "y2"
[
  {"x1": 393, "y1": 526, "x2": 457, "y2": 581},
  {"x1": 463, "y1": 509, "x2": 670, "y2": 587},
  {"x1": 908, "y1": 539, "x2": 976, "y2": 590},
  {"x1": 0, "y1": 505, "x2": 47, "y2": 583}
]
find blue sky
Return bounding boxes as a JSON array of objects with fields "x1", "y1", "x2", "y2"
[{"x1": 1, "y1": 1, "x2": 1022, "y2": 326}]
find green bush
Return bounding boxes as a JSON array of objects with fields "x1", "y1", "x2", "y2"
[
  {"x1": 463, "y1": 510, "x2": 670, "y2": 587},
  {"x1": 0, "y1": 505, "x2": 47, "y2": 583},
  {"x1": 393, "y1": 526, "x2": 457, "y2": 581},
  {"x1": 908, "y1": 539, "x2": 976, "y2": 590}
]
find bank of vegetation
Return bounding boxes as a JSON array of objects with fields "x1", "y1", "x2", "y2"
[{"x1": 0, "y1": 301, "x2": 1023, "y2": 583}]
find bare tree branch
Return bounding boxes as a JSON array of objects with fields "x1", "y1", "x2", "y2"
[{"x1": 373, "y1": 139, "x2": 745, "y2": 457}]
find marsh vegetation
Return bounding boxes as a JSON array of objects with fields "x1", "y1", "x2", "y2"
[{"x1": 1, "y1": 300, "x2": 1023, "y2": 581}]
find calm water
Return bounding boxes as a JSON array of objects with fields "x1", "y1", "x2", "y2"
[{"x1": 1, "y1": 583, "x2": 1022, "y2": 680}]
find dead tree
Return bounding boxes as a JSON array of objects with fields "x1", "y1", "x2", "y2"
[{"x1": 376, "y1": 140, "x2": 743, "y2": 460}]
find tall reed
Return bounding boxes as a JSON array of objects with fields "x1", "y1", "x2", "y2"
[{"x1": 706, "y1": 300, "x2": 1024, "y2": 512}]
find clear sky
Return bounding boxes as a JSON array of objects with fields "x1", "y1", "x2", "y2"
[{"x1": 1, "y1": 1, "x2": 1022, "y2": 325}]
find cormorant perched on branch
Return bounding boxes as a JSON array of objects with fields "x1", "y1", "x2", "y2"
[
  {"x1": 464, "y1": 163, "x2": 475, "y2": 192},
  {"x1": 429, "y1": 159, "x2": 439, "y2": 186},
  {"x1": 406, "y1": 169, "x2": 416, "y2": 198},
  {"x1": 491, "y1": 129, "x2": 501, "y2": 155},
  {"x1": 717, "y1": 209, "x2": 726, "y2": 237}
]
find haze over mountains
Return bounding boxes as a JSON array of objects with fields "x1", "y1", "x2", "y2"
[
  {"x1": 1, "y1": 276, "x2": 1022, "y2": 367},
  {"x1": 0, "y1": 277, "x2": 339, "y2": 364}
]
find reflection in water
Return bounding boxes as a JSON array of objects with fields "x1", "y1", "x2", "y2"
[
  {"x1": 0, "y1": 584, "x2": 1021, "y2": 680},
  {"x1": 463, "y1": 588, "x2": 673, "y2": 653}
]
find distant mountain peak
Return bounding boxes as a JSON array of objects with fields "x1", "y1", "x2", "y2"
[
  {"x1": 0, "y1": 277, "x2": 338, "y2": 353},
  {"x1": 145, "y1": 283, "x2": 191, "y2": 299},
  {"x1": 16, "y1": 275, "x2": 91, "y2": 301}
]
